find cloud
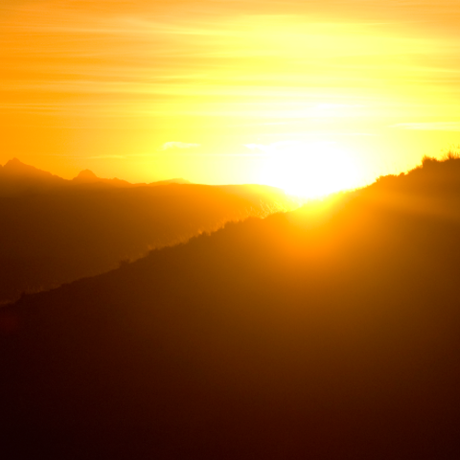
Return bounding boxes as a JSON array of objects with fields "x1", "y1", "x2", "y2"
[
  {"x1": 393, "y1": 122, "x2": 460, "y2": 132},
  {"x1": 162, "y1": 141, "x2": 200, "y2": 150},
  {"x1": 45, "y1": 153, "x2": 126, "y2": 159},
  {"x1": 86, "y1": 155, "x2": 126, "y2": 160}
]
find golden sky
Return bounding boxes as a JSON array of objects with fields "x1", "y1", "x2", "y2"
[{"x1": 2, "y1": 0, "x2": 460, "y2": 195}]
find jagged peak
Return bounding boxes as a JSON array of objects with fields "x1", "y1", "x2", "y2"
[
  {"x1": 3, "y1": 158, "x2": 52, "y2": 177},
  {"x1": 4, "y1": 158, "x2": 29, "y2": 170},
  {"x1": 5, "y1": 157, "x2": 24, "y2": 167}
]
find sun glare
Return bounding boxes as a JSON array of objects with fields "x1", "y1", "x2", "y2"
[{"x1": 256, "y1": 141, "x2": 360, "y2": 198}]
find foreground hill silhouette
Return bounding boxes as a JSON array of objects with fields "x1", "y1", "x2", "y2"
[
  {"x1": 0, "y1": 159, "x2": 296, "y2": 302},
  {"x1": 2, "y1": 156, "x2": 460, "y2": 459}
]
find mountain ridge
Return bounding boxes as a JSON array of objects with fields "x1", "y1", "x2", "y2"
[
  {"x1": 0, "y1": 158, "x2": 196, "y2": 195},
  {"x1": 3, "y1": 157, "x2": 56, "y2": 178},
  {"x1": 0, "y1": 163, "x2": 298, "y2": 303},
  {"x1": 0, "y1": 158, "x2": 293, "y2": 196},
  {"x1": 2, "y1": 156, "x2": 460, "y2": 458}
]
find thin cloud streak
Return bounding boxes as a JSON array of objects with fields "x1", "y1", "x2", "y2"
[
  {"x1": 162, "y1": 142, "x2": 201, "y2": 150},
  {"x1": 394, "y1": 122, "x2": 460, "y2": 132},
  {"x1": 3, "y1": 0, "x2": 460, "y2": 130}
]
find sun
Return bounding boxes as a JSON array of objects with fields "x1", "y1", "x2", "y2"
[{"x1": 256, "y1": 141, "x2": 360, "y2": 198}]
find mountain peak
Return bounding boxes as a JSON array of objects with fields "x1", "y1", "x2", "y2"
[
  {"x1": 3, "y1": 158, "x2": 52, "y2": 178},
  {"x1": 4, "y1": 158, "x2": 28, "y2": 170},
  {"x1": 73, "y1": 169, "x2": 100, "y2": 183},
  {"x1": 5, "y1": 157, "x2": 23, "y2": 165}
]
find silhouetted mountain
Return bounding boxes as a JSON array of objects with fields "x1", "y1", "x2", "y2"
[
  {"x1": 0, "y1": 173, "x2": 297, "y2": 302},
  {"x1": 2, "y1": 156, "x2": 460, "y2": 459},
  {"x1": 73, "y1": 169, "x2": 102, "y2": 183},
  {"x1": 72, "y1": 168, "x2": 133, "y2": 188},
  {"x1": 0, "y1": 159, "x2": 191, "y2": 196},
  {"x1": 71, "y1": 168, "x2": 188, "y2": 189},
  {"x1": 0, "y1": 158, "x2": 67, "y2": 195},
  {"x1": 4, "y1": 158, "x2": 50, "y2": 177}
]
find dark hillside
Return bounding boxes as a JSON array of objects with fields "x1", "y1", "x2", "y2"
[
  {"x1": 2, "y1": 158, "x2": 460, "y2": 459},
  {"x1": 0, "y1": 179, "x2": 295, "y2": 302}
]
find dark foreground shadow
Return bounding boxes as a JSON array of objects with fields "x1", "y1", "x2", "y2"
[
  {"x1": 0, "y1": 162, "x2": 295, "y2": 303},
  {"x1": 1, "y1": 157, "x2": 460, "y2": 459}
]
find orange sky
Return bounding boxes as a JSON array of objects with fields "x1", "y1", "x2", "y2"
[{"x1": 2, "y1": 0, "x2": 460, "y2": 195}]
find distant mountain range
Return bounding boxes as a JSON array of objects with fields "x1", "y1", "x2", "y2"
[
  {"x1": 0, "y1": 158, "x2": 190, "y2": 195},
  {"x1": 0, "y1": 159, "x2": 298, "y2": 303},
  {"x1": 2, "y1": 156, "x2": 460, "y2": 459}
]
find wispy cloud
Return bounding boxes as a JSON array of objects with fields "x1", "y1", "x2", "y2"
[
  {"x1": 45, "y1": 153, "x2": 126, "y2": 159},
  {"x1": 2, "y1": 0, "x2": 458, "y2": 127},
  {"x1": 393, "y1": 122, "x2": 460, "y2": 132},
  {"x1": 162, "y1": 141, "x2": 201, "y2": 150},
  {"x1": 86, "y1": 155, "x2": 126, "y2": 159},
  {"x1": 3, "y1": 0, "x2": 460, "y2": 182}
]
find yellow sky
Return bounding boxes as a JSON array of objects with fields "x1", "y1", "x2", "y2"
[{"x1": 2, "y1": 0, "x2": 460, "y2": 195}]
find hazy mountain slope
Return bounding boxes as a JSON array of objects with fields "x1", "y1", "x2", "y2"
[
  {"x1": 0, "y1": 182, "x2": 296, "y2": 303},
  {"x1": 218, "y1": 183, "x2": 302, "y2": 212},
  {"x1": 2, "y1": 158, "x2": 460, "y2": 459},
  {"x1": 148, "y1": 177, "x2": 191, "y2": 186},
  {"x1": 0, "y1": 158, "x2": 67, "y2": 196},
  {"x1": 0, "y1": 158, "x2": 190, "y2": 195},
  {"x1": 71, "y1": 169, "x2": 133, "y2": 188}
]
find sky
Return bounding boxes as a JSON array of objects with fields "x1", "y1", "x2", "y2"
[{"x1": 2, "y1": 0, "x2": 460, "y2": 196}]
